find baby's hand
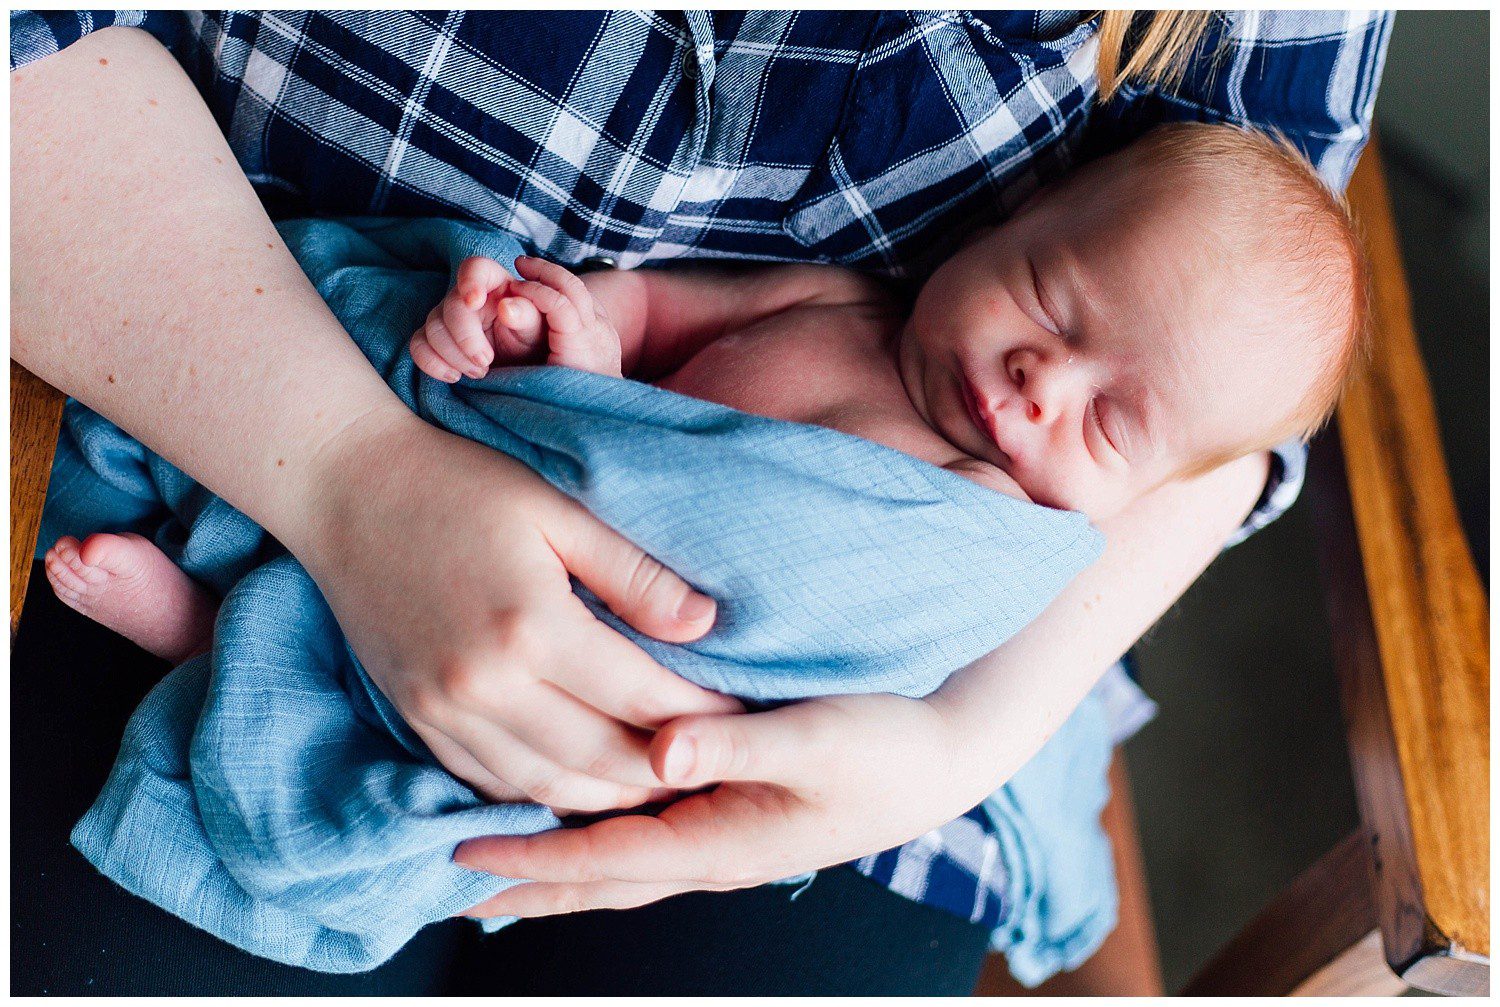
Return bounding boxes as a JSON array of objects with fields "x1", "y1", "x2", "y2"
[
  {"x1": 507, "y1": 256, "x2": 624, "y2": 377},
  {"x1": 410, "y1": 256, "x2": 542, "y2": 381},
  {"x1": 409, "y1": 255, "x2": 623, "y2": 382}
]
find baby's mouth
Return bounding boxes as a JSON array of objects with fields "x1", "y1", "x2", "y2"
[{"x1": 959, "y1": 373, "x2": 1013, "y2": 470}]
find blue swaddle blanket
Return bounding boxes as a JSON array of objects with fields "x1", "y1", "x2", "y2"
[{"x1": 45, "y1": 218, "x2": 1116, "y2": 980}]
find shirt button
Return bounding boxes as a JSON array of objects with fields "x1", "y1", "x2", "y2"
[{"x1": 579, "y1": 255, "x2": 618, "y2": 272}]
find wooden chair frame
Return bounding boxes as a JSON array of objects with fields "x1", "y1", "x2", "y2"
[{"x1": 11, "y1": 141, "x2": 1488, "y2": 997}]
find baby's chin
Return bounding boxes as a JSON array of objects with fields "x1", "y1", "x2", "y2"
[{"x1": 1010, "y1": 476, "x2": 1115, "y2": 521}]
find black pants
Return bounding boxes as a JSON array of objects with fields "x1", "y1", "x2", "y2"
[{"x1": 12, "y1": 565, "x2": 991, "y2": 995}]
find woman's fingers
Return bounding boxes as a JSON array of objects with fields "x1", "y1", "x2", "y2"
[
  {"x1": 413, "y1": 721, "x2": 530, "y2": 802},
  {"x1": 464, "y1": 878, "x2": 724, "y2": 920},
  {"x1": 457, "y1": 806, "x2": 718, "y2": 884},
  {"x1": 430, "y1": 713, "x2": 658, "y2": 813},
  {"x1": 549, "y1": 506, "x2": 718, "y2": 645},
  {"x1": 494, "y1": 681, "x2": 666, "y2": 789},
  {"x1": 541, "y1": 613, "x2": 741, "y2": 730},
  {"x1": 456, "y1": 783, "x2": 802, "y2": 886}
]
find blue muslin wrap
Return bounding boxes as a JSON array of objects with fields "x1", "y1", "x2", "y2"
[{"x1": 44, "y1": 218, "x2": 1117, "y2": 980}]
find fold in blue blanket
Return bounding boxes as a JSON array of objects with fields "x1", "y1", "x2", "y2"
[{"x1": 43, "y1": 218, "x2": 1115, "y2": 982}]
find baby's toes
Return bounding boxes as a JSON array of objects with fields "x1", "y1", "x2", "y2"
[
  {"x1": 45, "y1": 546, "x2": 90, "y2": 602},
  {"x1": 50, "y1": 536, "x2": 110, "y2": 586},
  {"x1": 78, "y1": 532, "x2": 153, "y2": 580}
]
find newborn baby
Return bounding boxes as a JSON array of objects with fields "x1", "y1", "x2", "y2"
[{"x1": 45, "y1": 122, "x2": 1366, "y2": 668}]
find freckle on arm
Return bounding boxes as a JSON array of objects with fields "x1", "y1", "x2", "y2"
[
  {"x1": 254, "y1": 287, "x2": 264, "y2": 295},
  {"x1": 98, "y1": 58, "x2": 109, "y2": 66}
]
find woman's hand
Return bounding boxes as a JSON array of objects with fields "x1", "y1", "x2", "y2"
[
  {"x1": 454, "y1": 690, "x2": 987, "y2": 915},
  {"x1": 454, "y1": 450, "x2": 1270, "y2": 915},
  {"x1": 299, "y1": 408, "x2": 740, "y2": 812}
]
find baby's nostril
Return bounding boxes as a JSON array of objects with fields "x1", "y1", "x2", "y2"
[{"x1": 1027, "y1": 402, "x2": 1042, "y2": 422}]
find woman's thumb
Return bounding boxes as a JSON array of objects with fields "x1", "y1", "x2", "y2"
[
  {"x1": 556, "y1": 512, "x2": 717, "y2": 644},
  {"x1": 650, "y1": 709, "x2": 807, "y2": 789}
]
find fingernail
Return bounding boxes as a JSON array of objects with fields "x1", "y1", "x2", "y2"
[
  {"x1": 662, "y1": 736, "x2": 696, "y2": 785},
  {"x1": 444, "y1": 369, "x2": 460, "y2": 382},
  {"x1": 676, "y1": 592, "x2": 716, "y2": 624}
]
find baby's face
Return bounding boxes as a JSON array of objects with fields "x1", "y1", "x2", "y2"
[{"x1": 898, "y1": 174, "x2": 1303, "y2": 521}]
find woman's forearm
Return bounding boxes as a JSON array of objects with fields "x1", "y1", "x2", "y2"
[
  {"x1": 930, "y1": 450, "x2": 1272, "y2": 790},
  {"x1": 12, "y1": 27, "x2": 413, "y2": 555}
]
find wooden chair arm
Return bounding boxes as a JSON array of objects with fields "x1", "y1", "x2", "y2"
[
  {"x1": 1182, "y1": 137, "x2": 1487, "y2": 999},
  {"x1": 1308, "y1": 140, "x2": 1489, "y2": 992},
  {"x1": 10, "y1": 361, "x2": 66, "y2": 634}
]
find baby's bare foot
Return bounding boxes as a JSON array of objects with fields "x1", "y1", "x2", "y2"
[{"x1": 44, "y1": 533, "x2": 218, "y2": 664}]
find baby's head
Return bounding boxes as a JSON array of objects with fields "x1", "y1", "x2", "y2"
[{"x1": 899, "y1": 122, "x2": 1369, "y2": 520}]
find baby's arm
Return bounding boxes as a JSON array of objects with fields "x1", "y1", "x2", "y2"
[
  {"x1": 584, "y1": 264, "x2": 892, "y2": 379},
  {"x1": 411, "y1": 257, "x2": 890, "y2": 382}
]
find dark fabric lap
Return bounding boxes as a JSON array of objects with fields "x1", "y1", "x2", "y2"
[{"x1": 11, "y1": 564, "x2": 989, "y2": 995}]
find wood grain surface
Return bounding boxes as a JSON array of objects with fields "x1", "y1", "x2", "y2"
[
  {"x1": 1336, "y1": 144, "x2": 1490, "y2": 975},
  {"x1": 10, "y1": 361, "x2": 65, "y2": 634}
]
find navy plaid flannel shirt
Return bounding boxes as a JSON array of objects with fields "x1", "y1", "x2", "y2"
[{"x1": 12, "y1": 9, "x2": 1391, "y2": 940}]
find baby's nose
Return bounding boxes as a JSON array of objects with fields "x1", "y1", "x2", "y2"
[{"x1": 1006, "y1": 349, "x2": 1067, "y2": 424}]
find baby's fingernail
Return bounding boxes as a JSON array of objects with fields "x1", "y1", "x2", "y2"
[
  {"x1": 662, "y1": 737, "x2": 696, "y2": 785},
  {"x1": 464, "y1": 291, "x2": 483, "y2": 309},
  {"x1": 676, "y1": 592, "x2": 716, "y2": 624}
]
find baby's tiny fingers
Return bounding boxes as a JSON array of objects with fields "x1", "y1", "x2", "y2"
[
  {"x1": 410, "y1": 331, "x2": 462, "y2": 382},
  {"x1": 441, "y1": 291, "x2": 495, "y2": 371},
  {"x1": 454, "y1": 256, "x2": 511, "y2": 310},
  {"x1": 423, "y1": 313, "x2": 485, "y2": 379},
  {"x1": 515, "y1": 256, "x2": 594, "y2": 313},
  {"x1": 514, "y1": 280, "x2": 583, "y2": 334},
  {"x1": 494, "y1": 297, "x2": 545, "y2": 358}
]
